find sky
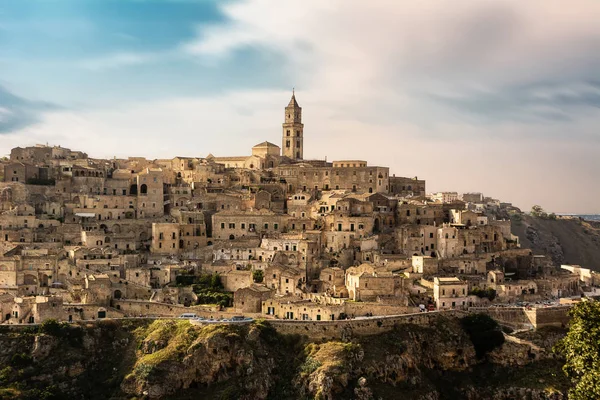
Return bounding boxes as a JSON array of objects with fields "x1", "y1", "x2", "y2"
[{"x1": 1, "y1": 0, "x2": 600, "y2": 214}]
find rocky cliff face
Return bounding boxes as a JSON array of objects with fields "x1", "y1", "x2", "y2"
[
  {"x1": 0, "y1": 318, "x2": 569, "y2": 400},
  {"x1": 512, "y1": 215, "x2": 600, "y2": 270}
]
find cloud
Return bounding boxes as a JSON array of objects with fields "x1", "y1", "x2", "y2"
[
  {"x1": 428, "y1": 81, "x2": 600, "y2": 124},
  {"x1": 183, "y1": 0, "x2": 600, "y2": 125},
  {"x1": 0, "y1": 86, "x2": 59, "y2": 133},
  {"x1": 77, "y1": 52, "x2": 162, "y2": 71},
  {"x1": 3, "y1": 0, "x2": 600, "y2": 213}
]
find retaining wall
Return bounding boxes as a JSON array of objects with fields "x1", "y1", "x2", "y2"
[
  {"x1": 469, "y1": 306, "x2": 571, "y2": 329},
  {"x1": 269, "y1": 310, "x2": 467, "y2": 340},
  {"x1": 113, "y1": 300, "x2": 264, "y2": 320}
]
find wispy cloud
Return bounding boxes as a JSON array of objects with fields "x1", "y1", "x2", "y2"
[
  {"x1": 0, "y1": 86, "x2": 59, "y2": 133},
  {"x1": 2, "y1": 0, "x2": 600, "y2": 212},
  {"x1": 77, "y1": 52, "x2": 161, "y2": 71}
]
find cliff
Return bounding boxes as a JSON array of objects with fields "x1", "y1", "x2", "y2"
[
  {"x1": 511, "y1": 215, "x2": 600, "y2": 270},
  {"x1": 0, "y1": 317, "x2": 570, "y2": 399}
]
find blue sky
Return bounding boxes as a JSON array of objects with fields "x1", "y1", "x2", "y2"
[{"x1": 1, "y1": 0, "x2": 600, "y2": 213}]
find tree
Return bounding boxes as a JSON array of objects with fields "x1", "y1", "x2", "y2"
[
  {"x1": 554, "y1": 301, "x2": 600, "y2": 400},
  {"x1": 460, "y1": 313, "x2": 504, "y2": 359},
  {"x1": 210, "y1": 272, "x2": 223, "y2": 290},
  {"x1": 252, "y1": 270, "x2": 264, "y2": 283},
  {"x1": 530, "y1": 205, "x2": 548, "y2": 218}
]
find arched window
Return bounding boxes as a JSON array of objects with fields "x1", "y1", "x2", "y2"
[{"x1": 140, "y1": 184, "x2": 147, "y2": 195}]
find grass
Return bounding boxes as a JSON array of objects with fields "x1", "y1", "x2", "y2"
[{"x1": 131, "y1": 320, "x2": 200, "y2": 382}]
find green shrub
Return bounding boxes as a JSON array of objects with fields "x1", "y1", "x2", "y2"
[
  {"x1": 469, "y1": 287, "x2": 497, "y2": 301},
  {"x1": 175, "y1": 275, "x2": 195, "y2": 286},
  {"x1": 10, "y1": 353, "x2": 32, "y2": 368},
  {"x1": 252, "y1": 270, "x2": 264, "y2": 283},
  {"x1": 39, "y1": 319, "x2": 63, "y2": 336},
  {"x1": 461, "y1": 313, "x2": 505, "y2": 359},
  {"x1": 39, "y1": 319, "x2": 83, "y2": 346}
]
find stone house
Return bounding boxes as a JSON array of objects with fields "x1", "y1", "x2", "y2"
[
  {"x1": 234, "y1": 284, "x2": 274, "y2": 313},
  {"x1": 433, "y1": 277, "x2": 469, "y2": 310},
  {"x1": 345, "y1": 264, "x2": 396, "y2": 301}
]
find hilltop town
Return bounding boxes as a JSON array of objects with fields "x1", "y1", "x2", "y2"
[{"x1": 0, "y1": 93, "x2": 595, "y2": 325}]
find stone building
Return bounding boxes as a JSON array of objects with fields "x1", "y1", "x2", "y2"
[
  {"x1": 136, "y1": 168, "x2": 164, "y2": 218},
  {"x1": 264, "y1": 264, "x2": 303, "y2": 295},
  {"x1": 433, "y1": 277, "x2": 469, "y2": 310},
  {"x1": 389, "y1": 176, "x2": 426, "y2": 197},
  {"x1": 234, "y1": 284, "x2": 274, "y2": 313},
  {"x1": 0, "y1": 92, "x2": 583, "y2": 326},
  {"x1": 274, "y1": 163, "x2": 390, "y2": 194},
  {"x1": 151, "y1": 223, "x2": 180, "y2": 255},
  {"x1": 263, "y1": 295, "x2": 343, "y2": 321},
  {"x1": 282, "y1": 91, "x2": 304, "y2": 160},
  {"x1": 345, "y1": 264, "x2": 397, "y2": 301},
  {"x1": 212, "y1": 210, "x2": 290, "y2": 240}
]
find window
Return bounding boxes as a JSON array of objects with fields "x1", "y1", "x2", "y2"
[
  {"x1": 286, "y1": 140, "x2": 290, "y2": 148},
  {"x1": 264, "y1": 223, "x2": 269, "y2": 229},
  {"x1": 274, "y1": 223, "x2": 278, "y2": 230},
  {"x1": 229, "y1": 223, "x2": 235, "y2": 229},
  {"x1": 221, "y1": 223, "x2": 225, "y2": 229},
  {"x1": 241, "y1": 223, "x2": 245, "y2": 229},
  {"x1": 286, "y1": 130, "x2": 290, "y2": 136}
]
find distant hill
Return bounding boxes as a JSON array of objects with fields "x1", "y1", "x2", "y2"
[{"x1": 511, "y1": 214, "x2": 600, "y2": 271}]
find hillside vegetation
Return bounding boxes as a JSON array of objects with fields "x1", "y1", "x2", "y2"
[{"x1": 0, "y1": 317, "x2": 570, "y2": 399}]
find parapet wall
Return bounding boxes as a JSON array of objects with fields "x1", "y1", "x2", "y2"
[
  {"x1": 269, "y1": 310, "x2": 467, "y2": 341},
  {"x1": 526, "y1": 306, "x2": 571, "y2": 328},
  {"x1": 468, "y1": 306, "x2": 571, "y2": 329},
  {"x1": 112, "y1": 300, "x2": 263, "y2": 320},
  {"x1": 113, "y1": 300, "x2": 217, "y2": 318},
  {"x1": 468, "y1": 307, "x2": 532, "y2": 329}
]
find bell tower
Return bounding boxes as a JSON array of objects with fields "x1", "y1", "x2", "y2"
[{"x1": 282, "y1": 90, "x2": 303, "y2": 160}]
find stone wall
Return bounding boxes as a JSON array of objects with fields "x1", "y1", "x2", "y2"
[
  {"x1": 269, "y1": 310, "x2": 467, "y2": 340},
  {"x1": 344, "y1": 302, "x2": 415, "y2": 317},
  {"x1": 525, "y1": 306, "x2": 571, "y2": 328},
  {"x1": 63, "y1": 303, "x2": 125, "y2": 321},
  {"x1": 113, "y1": 300, "x2": 216, "y2": 317},
  {"x1": 468, "y1": 307, "x2": 532, "y2": 329},
  {"x1": 469, "y1": 306, "x2": 571, "y2": 329},
  {"x1": 112, "y1": 299, "x2": 264, "y2": 320}
]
